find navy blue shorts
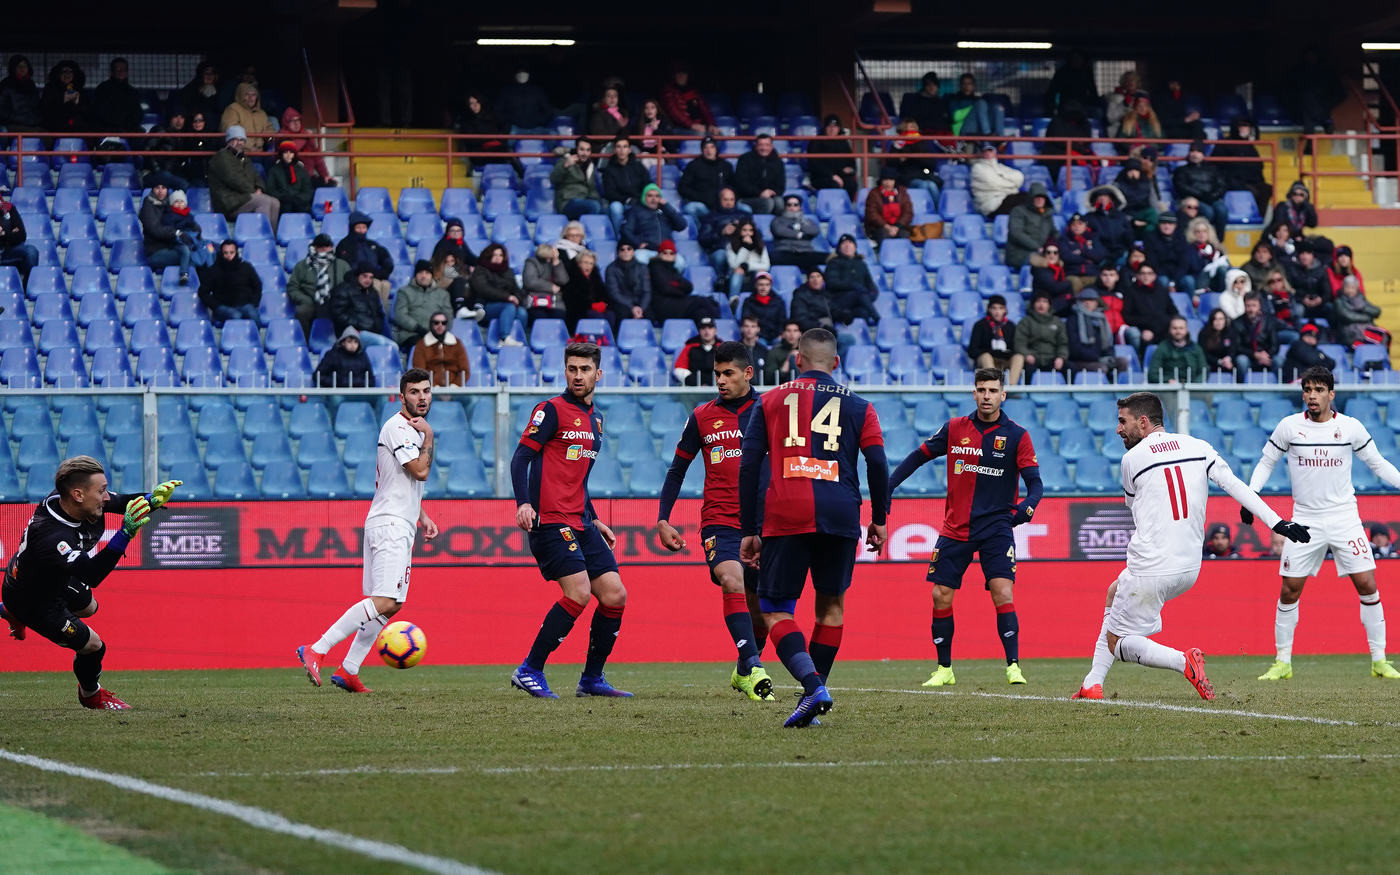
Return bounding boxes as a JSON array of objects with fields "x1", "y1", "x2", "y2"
[
  {"x1": 927, "y1": 531, "x2": 1016, "y2": 589},
  {"x1": 758, "y1": 533, "x2": 858, "y2": 605},
  {"x1": 701, "y1": 525, "x2": 758, "y2": 589},
  {"x1": 528, "y1": 524, "x2": 619, "y2": 582}
]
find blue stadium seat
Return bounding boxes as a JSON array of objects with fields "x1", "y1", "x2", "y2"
[
  {"x1": 175, "y1": 319, "x2": 217, "y2": 355},
  {"x1": 615, "y1": 319, "x2": 657, "y2": 354},
  {"x1": 950, "y1": 214, "x2": 986, "y2": 246},
  {"x1": 10, "y1": 402, "x2": 53, "y2": 439},
  {"x1": 107, "y1": 240, "x2": 146, "y2": 273},
  {"x1": 659, "y1": 319, "x2": 696, "y2": 354},
  {"x1": 1035, "y1": 455, "x2": 1072, "y2": 492},
  {"x1": 1224, "y1": 190, "x2": 1261, "y2": 225},
  {"x1": 72, "y1": 265, "x2": 114, "y2": 299},
  {"x1": 256, "y1": 460, "x2": 305, "y2": 498},
  {"x1": 891, "y1": 264, "x2": 930, "y2": 297},
  {"x1": 284, "y1": 400, "x2": 330, "y2": 439},
  {"x1": 218, "y1": 319, "x2": 261, "y2": 354},
  {"x1": 647, "y1": 399, "x2": 690, "y2": 438},
  {"x1": 240, "y1": 400, "x2": 285, "y2": 438},
  {"x1": 887, "y1": 344, "x2": 930, "y2": 384},
  {"x1": 224, "y1": 346, "x2": 269, "y2": 387},
  {"x1": 57, "y1": 401, "x2": 99, "y2": 438},
  {"x1": 320, "y1": 212, "x2": 350, "y2": 241},
  {"x1": 1075, "y1": 457, "x2": 1118, "y2": 493},
  {"x1": 1057, "y1": 426, "x2": 1096, "y2": 458},
  {"x1": 63, "y1": 240, "x2": 104, "y2": 274},
  {"x1": 626, "y1": 347, "x2": 669, "y2": 386},
  {"x1": 102, "y1": 213, "x2": 142, "y2": 247},
  {"x1": 814, "y1": 189, "x2": 854, "y2": 220},
  {"x1": 38, "y1": 320, "x2": 79, "y2": 354},
  {"x1": 494, "y1": 345, "x2": 537, "y2": 386},
  {"x1": 481, "y1": 190, "x2": 521, "y2": 222},
  {"x1": 405, "y1": 213, "x2": 443, "y2": 246},
  {"x1": 877, "y1": 239, "x2": 914, "y2": 270},
  {"x1": 935, "y1": 265, "x2": 971, "y2": 296},
  {"x1": 180, "y1": 345, "x2": 222, "y2": 386},
  {"x1": 271, "y1": 212, "x2": 314, "y2": 245},
  {"x1": 313, "y1": 187, "x2": 350, "y2": 219},
  {"x1": 875, "y1": 317, "x2": 911, "y2": 352},
  {"x1": 842, "y1": 346, "x2": 882, "y2": 384},
  {"x1": 210, "y1": 461, "x2": 257, "y2": 499},
  {"x1": 0, "y1": 346, "x2": 39, "y2": 387},
  {"x1": 938, "y1": 190, "x2": 972, "y2": 217},
  {"x1": 135, "y1": 347, "x2": 178, "y2": 385},
  {"x1": 76, "y1": 294, "x2": 118, "y2": 328},
  {"x1": 964, "y1": 239, "x2": 997, "y2": 269},
  {"x1": 396, "y1": 187, "x2": 436, "y2": 219},
  {"x1": 438, "y1": 188, "x2": 479, "y2": 220},
  {"x1": 355, "y1": 187, "x2": 394, "y2": 215},
  {"x1": 1354, "y1": 346, "x2": 1390, "y2": 371},
  {"x1": 127, "y1": 318, "x2": 170, "y2": 355},
  {"x1": 95, "y1": 187, "x2": 134, "y2": 221},
  {"x1": 59, "y1": 213, "x2": 98, "y2": 246},
  {"x1": 51, "y1": 187, "x2": 91, "y2": 219},
  {"x1": 912, "y1": 398, "x2": 950, "y2": 434},
  {"x1": 16, "y1": 435, "x2": 60, "y2": 479},
  {"x1": 168, "y1": 293, "x2": 210, "y2": 329},
  {"x1": 1214, "y1": 398, "x2": 1254, "y2": 431},
  {"x1": 31, "y1": 292, "x2": 75, "y2": 326},
  {"x1": 83, "y1": 319, "x2": 124, "y2": 355}
]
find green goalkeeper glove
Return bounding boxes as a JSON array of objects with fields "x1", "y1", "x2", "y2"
[
  {"x1": 149, "y1": 479, "x2": 183, "y2": 510},
  {"x1": 122, "y1": 496, "x2": 152, "y2": 537}
]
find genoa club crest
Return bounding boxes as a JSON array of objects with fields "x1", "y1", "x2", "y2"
[{"x1": 994, "y1": 436, "x2": 1007, "y2": 451}]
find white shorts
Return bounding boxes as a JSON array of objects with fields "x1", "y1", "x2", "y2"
[
  {"x1": 1106, "y1": 568, "x2": 1199, "y2": 639},
  {"x1": 1279, "y1": 512, "x2": 1376, "y2": 578},
  {"x1": 362, "y1": 520, "x2": 415, "y2": 601}
]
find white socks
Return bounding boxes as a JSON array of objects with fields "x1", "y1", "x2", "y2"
[
  {"x1": 340, "y1": 623, "x2": 383, "y2": 675},
  {"x1": 1274, "y1": 600, "x2": 1300, "y2": 663},
  {"x1": 314, "y1": 598, "x2": 388, "y2": 658},
  {"x1": 1083, "y1": 607, "x2": 1114, "y2": 688},
  {"x1": 1114, "y1": 635, "x2": 1187, "y2": 673},
  {"x1": 1360, "y1": 597, "x2": 1387, "y2": 662}
]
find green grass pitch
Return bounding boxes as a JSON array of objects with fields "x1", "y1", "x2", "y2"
[{"x1": 2, "y1": 656, "x2": 1398, "y2": 874}]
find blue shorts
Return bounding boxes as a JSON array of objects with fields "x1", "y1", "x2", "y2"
[
  {"x1": 528, "y1": 524, "x2": 619, "y2": 582},
  {"x1": 927, "y1": 531, "x2": 1016, "y2": 589},
  {"x1": 701, "y1": 525, "x2": 758, "y2": 589},
  {"x1": 758, "y1": 533, "x2": 858, "y2": 605}
]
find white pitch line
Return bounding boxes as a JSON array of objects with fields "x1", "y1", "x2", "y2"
[{"x1": 0, "y1": 749, "x2": 495, "y2": 875}]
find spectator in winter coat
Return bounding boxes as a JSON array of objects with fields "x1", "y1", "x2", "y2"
[
  {"x1": 588, "y1": 87, "x2": 630, "y2": 139},
  {"x1": 264, "y1": 141, "x2": 315, "y2": 216},
  {"x1": 1327, "y1": 245, "x2": 1365, "y2": 296},
  {"x1": 220, "y1": 83, "x2": 274, "y2": 151},
  {"x1": 739, "y1": 272, "x2": 787, "y2": 343},
  {"x1": 769, "y1": 196, "x2": 825, "y2": 272},
  {"x1": 1273, "y1": 182, "x2": 1318, "y2": 241},
  {"x1": 948, "y1": 73, "x2": 1005, "y2": 136},
  {"x1": 677, "y1": 136, "x2": 737, "y2": 218},
  {"x1": 1213, "y1": 119, "x2": 1271, "y2": 215},
  {"x1": 39, "y1": 60, "x2": 88, "y2": 133},
  {"x1": 1172, "y1": 141, "x2": 1228, "y2": 239},
  {"x1": 458, "y1": 92, "x2": 523, "y2": 175},
  {"x1": 648, "y1": 241, "x2": 718, "y2": 324},
  {"x1": 197, "y1": 240, "x2": 263, "y2": 325},
  {"x1": 863, "y1": 172, "x2": 914, "y2": 241},
  {"x1": 1157, "y1": 80, "x2": 1206, "y2": 141},
  {"x1": 1043, "y1": 51, "x2": 1098, "y2": 116},
  {"x1": 1231, "y1": 292, "x2": 1279, "y2": 374},
  {"x1": 161, "y1": 190, "x2": 204, "y2": 264},
  {"x1": 824, "y1": 234, "x2": 878, "y2": 299},
  {"x1": 496, "y1": 69, "x2": 554, "y2": 133},
  {"x1": 805, "y1": 115, "x2": 859, "y2": 198},
  {"x1": 898, "y1": 72, "x2": 952, "y2": 135},
  {"x1": 966, "y1": 295, "x2": 1024, "y2": 386},
  {"x1": 208, "y1": 126, "x2": 281, "y2": 230},
  {"x1": 1084, "y1": 185, "x2": 1133, "y2": 266},
  {"x1": 92, "y1": 58, "x2": 143, "y2": 132},
  {"x1": 604, "y1": 242, "x2": 651, "y2": 323},
  {"x1": 393, "y1": 260, "x2": 453, "y2": 350},
  {"x1": 673, "y1": 318, "x2": 720, "y2": 385},
  {"x1": 0, "y1": 185, "x2": 39, "y2": 284},
  {"x1": 1031, "y1": 243, "x2": 1076, "y2": 316},
  {"x1": 521, "y1": 243, "x2": 569, "y2": 317},
  {"x1": 1281, "y1": 323, "x2": 1336, "y2": 381},
  {"x1": 1185, "y1": 217, "x2": 1231, "y2": 293},
  {"x1": 1115, "y1": 92, "x2": 1162, "y2": 150},
  {"x1": 1241, "y1": 239, "x2": 1279, "y2": 291},
  {"x1": 739, "y1": 317, "x2": 770, "y2": 375},
  {"x1": 1087, "y1": 264, "x2": 1135, "y2": 347},
  {"x1": 1142, "y1": 212, "x2": 1194, "y2": 291},
  {"x1": 555, "y1": 222, "x2": 589, "y2": 262},
  {"x1": 882, "y1": 119, "x2": 942, "y2": 196},
  {"x1": 470, "y1": 244, "x2": 527, "y2": 344},
  {"x1": 1287, "y1": 241, "x2": 1330, "y2": 307},
  {"x1": 411, "y1": 312, "x2": 470, "y2": 386},
  {"x1": 1219, "y1": 269, "x2": 1251, "y2": 320},
  {"x1": 627, "y1": 99, "x2": 673, "y2": 157},
  {"x1": 723, "y1": 220, "x2": 770, "y2": 296},
  {"x1": 971, "y1": 143, "x2": 1027, "y2": 217},
  {"x1": 315, "y1": 327, "x2": 375, "y2": 388},
  {"x1": 1333, "y1": 275, "x2": 1389, "y2": 348},
  {"x1": 621, "y1": 184, "x2": 688, "y2": 262},
  {"x1": 601, "y1": 136, "x2": 652, "y2": 231},
  {"x1": 334, "y1": 210, "x2": 394, "y2": 303},
  {"x1": 279, "y1": 107, "x2": 333, "y2": 185},
  {"x1": 0, "y1": 55, "x2": 42, "y2": 131},
  {"x1": 1148, "y1": 316, "x2": 1208, "y2": 384},
  {"x1": 287, "y1": 234, "x2": 349, "y2": 335},
  {"x1": 734, "y1": 135, "x2": 787, "y2": 216},
  {"x1": 1198, "y1": 308, "x2": 1240, "y2": 376},
  {"x1": 1059, "y1": 213, "x2": 1107, "y2": 278},
  {"x1": 1106, "y1": 71, "x2": 1141, "y2": 131},
  {"x1": 328, "y1": 264, "x2": 393, "y2": 345},
  {"x1": 1014, "y1": 291, "x2": 1069, "y2": 376},
  {"x1": 699, "y1": 188, "x2": 751, "y2": 272},
  {"x1": 1114, "y1": 157, "x2": 1159, "y2": 229},
  {"x1": 1006, "y1": 181, "x2": 1056, "y2": 269},
  {"x1": 550, "y1": 138, "x2": 604, "y2": 219},
  {"x1": 432, "y1": 218, "x2": 478, "y2": 272},
  {"x1": 1040, "y1": 99, "x2": 1095, "y2": 172},
  {"x1": 1065, "y1": 288, "x2": 1118, "y2": 376},
  {"x1": 764, "y1": 320, "x2": 803, "y2": 385},
  {"x1": 561, "y1": 251, "x2": 610, "y2": 333},
  {"x1": 1123, "y1": 262, "x2": 1180, "y2": 347},
  {"x1": 660, "y1": 66, "x2": 717, "y2": 135},
  {"x1": 140, "y1": 176, "x2": 191, "y2": 282},
  {"x1": 794, "y1": 267, "x2": 878, "y2": 331},
  {"x1": 178, "y1": 62, "x2": 222, "y2": 133}
]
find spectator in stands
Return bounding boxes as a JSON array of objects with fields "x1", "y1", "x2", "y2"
[
  {"x1": 1372, "y1": 525, "x2": 1399, "y2": 559},
  {"x1": 497, "y1": 68, "x2": 554, "y2": 134},
  {"x1": 1106, "y1": 71, "x2": 1141, "y2": 131},
  {"x1": 1327, "y1": 245, "x2": 1365, "y2": 296},
  {"x1": 458, "y1": 93, "x2": 522, "y2": 175},
  {"x1": 764, "y1": 320, "x2": 803, "y2": 385},
  {"x1": 739, "y1": 316, "x2": 769, "y2": 371},
  {"x1": 1157, "y1": 79, "x2": 1205, "y2": 141},
  {"x1": 1065, "y1": 288, "x2": 1118, "y2": 377},
  {"x1": 588, "y1": 87, "x2": 629, "y2": 139},
  {"x1": 1281, "y1": 323, "x2": 1336, "y2": 381},
  {"x1": 1006, "y1": 181, "x2": 1055, "y2": 269},
  {"x1": 1040, "y1": 99, "x2": 1094, "y2": 170},
  {"x1": 898, "y1": 72, "x2": 951, "y2": 136},
  {"x1": 604, "y1": 241, "x2": 650, "y2": 323},
  {"x1": 92, "y1": 58, "x2": 142, "y2": 133},
  {"x1": 197, "y1": 240, "x2": 262, "y2": 325},
  {"x1": 1044, "y1": 51, "x2": 1097, "y2": 115},
  {"x1": 555, "y1": 221, "x2": 588, "y2": 262},
  {"x1": 1265, "y1": 221, "x2": 1296, "y2": 262},
  {"x1": 971, "y1": 143, "x2": 1026, "y2": 217},
  {"x1": 1231, "y1": 292, "x2": 1279, "y2": 374},
  {"x1": 209, "y1": 126, "x2": 281, "y2": 231},
  {"x1": 1085, "y1": 185, "x2": 1132, "y2": 267},
  {"x1": 661, "y1": 64, "x2": 718, "y2": 135},
  {"x1": 432, "y1": 218, "x2": 477, "y2": 271},
  {"x1": 219, "y1": 83, "x2": 274, "y2": 152},
  {"x1": 265, "y1": 141, "x2": 314, "y2": 216},
  {"x1": 648, "y1": 240, "x2": 717, "y2": 324},
  {"x1": 1220, "y1": 269, "x2": 1251, "y2": 320},
  {"x1": 288, "y1": 234, "x2": 348, "y2": 336},
  {"x1": 699, "y1": 187, "x2": 750, "y2": 273},
  {"x1": 0, "y1": 55, "x2": 41, "y2": 131},
  {"x1": 805, "y1": 115, "x2": 859, "y2": 198},
  {"x1": 863, "y1": 171, "x2": 913, "y2": 242},
  {"x1": 1123, "y1": 262, "x2": 1179, "y2": 350},
  {"x1": 162, "y1": 189, "x2": 206, "y2": 272},
  {"x1": 430, "y1": 251, "x2": 470, "y2": 317},
  {"x1": 673, "y1": 317, "x2": 720, "y2": 386},
  {"x1": 411, "y1": 311, "x2": 468, "y2": 386},
  {"x1": 621, "y1": 184, "x2": 687, "y2": 265},
  {"x1": 393, "y1": 260, "x2": 453, "y2": 351},
  {"x1": 1060, "y1": 212, "x2": 1107, "y2": 279},
  {"x1": 470, "y1": 243, "x2": 527, "y2": 344},
  {"x1": 1115, "y1": 157, "x2": 1159, "y2": 230},
  {"x1": 769, "y1": 196, "x2": 825, "y2": 273},
  {"x1": 739, "y1": 271, "x2": 786, "y2": 343},
  {"x1": 1088, "y1": 264, "x2": 1135, "y2": 347},
  {"x1": 140, "y1": 175, "x2": 189, "y2": 284},
  {"x1": 315, "y1": 326, "x2": 374, "y2": 388},
  {"x1": 521, "y1": 243, "x2": 568, "y2": 325},
  {"x1": 795, "y1": 265, "x2": 878, "y2": 331},
  {"x1": 184, "y1": 110, "x2": 217, "y2": 184},
  {"x1": 1115, "y1": 91, "x2": 1162, "y2": 148},
  {"x1": 734, "y1": 134, "x2": 786, "y2": 215},
  {"x1": 279, "y1": 108, "x2": 333, "y2": 186},
  {"x1": 602, "y1": 135, "x2": 651, "y2": 231},
  {"x1": 146, "y1": 105, "x2": 193, "y2": 189},
  {"x1": 883, "y1": 119, "x2": 942, "y2": 196},
  {"x1": 549, "y1": 137, "x2": 604, "y2": 220},
  {"x1": 178, "y1": 62, "x2": 222, "y2": 129},
  {"x1": 627, "y1": 99, "x2": 673, "y2": 160},
  {"x1": 1014, "y1": 291, "x2": 1069, "y2": 378},
  {"x1": 1241, "y1": 239, "x2": 1279, "y2": 291},
  {"x1": 39, "y1": 60, "x2": 88, "y2": 133},
  {"x1": 562, "y1": 250, "x2": 609, "y2": 332},
  {"x1": 1287, "y1": 239, "x2": 1329, "y2": 309},
  {"x1": 677, "y1": 136, "x2": 736, "y2": 219},
  {"x1": 1186, "y1": 217, "x2": 1231, "y2": 292},
  {"x1": 0, "y1": 185, "x2": 38, "y2": 284},
  {"x1": 329, "y1": 263, "x2": 393, "y2": 346},
  {"x1": 1198, "y1": 308, "x2": 1239, "y2": 375},
  {"x1": 1202, "y1": 524, "x2": 1241, "y2": 560},
  {"x1": 1334, "y1": 275, "x2": 1390, "y2": 349},
  {"x1": 825, "y1": 233, "x2": 878, "y2": 300},
  {"x1": 1287, "y1": 48, "x2": 1345, "y2": 138},
  {"x1": 966, "y1": 295, "x2": 1024, "y2": 386},
  {"x1": 333, "y1": 211, "x2": 393, "y2": 303},
  {"x1": 1140, "y1": 213, "x2": 1191, "y2": 291},
  {"x1": 723, "y1": 220, "x2": 769, "y2": 297},
  {"x1": 1213, "y1": 118, "x2": 1270, "y2": 216},
  {"x1": 1173, "y1": 142, "x2": 1228, "y2": 239},
  {"x1": 1031, "y1": 244, "x2": 1076, "y2": 316},
  {"x1": 1263, "y1": 269, "x2": 1298, "y2": 337},
  {"x1": 1148, "y1": 315, "x2": 1208, "y2": 384},
  {"x1": 1274, "y1": 182, "x2": 1318, "y2": 241},
  {"x1": 1292, "y1": 284, "x2": 1334, "y2": 333},
  {"x1": 948, "y1": 73, "x2": 1004, "y2": 137}
]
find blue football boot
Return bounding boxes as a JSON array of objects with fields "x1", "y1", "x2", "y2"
[
  {"x1": 510, "y1": 663, "x2": 559, "y2": 699},
  {"x1": 784, "y1": 685, "x2": 833, "y2": 728},
  {"x1": 576, "y1": 673, "x2": 633, "y2": 697}
]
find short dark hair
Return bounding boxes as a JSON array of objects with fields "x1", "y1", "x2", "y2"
[
  {"x1": 784, "y1": 320, "x2": 802, "y2": 331},
  {"x1": 986, "y1": 294, "x2": 1007, "y2": 308},
  {"x1": 612, "y1": 133, "x2": 631, "y2": 146},
  {"x1": 1300, "y1": 365, "x2": 1335, "y2": 391},
  {"x1": 714, "y1": 340, "x2": 751, "y2": 369},
  {"x1": 1169, "y1": 315, "x2": 1188, "y2": 327},
  {"x1": 973, "y1": 367, "x2": 1004, "y2": 386},
  {"x1": 55, "y1": 455, "x2": 105, "y2": 494},
  {"x1": 740, "y1": 315, "x2": 759, "y2": 325},
  {"x1": 400, "y1": 368, "x2": 431, "y2": 393},
  {"x1": 1243, "y1": 291, "x2": 1262, "y2": 304},
  {"x1": 1117, "y1": 391, "x2": 1165, "y2": 427},
  {"x1": 565, "y1": 341, "x2": 602, "y2": 366},
  {"x1": 575, "y1": 136, "x2": 592, "y2": 150},
  {"x1": 220, "y1": 239, "x2": 238, "y2": 250},
  {"x1": 754, "y1": 133, "x2": 773, "y2": 142}
]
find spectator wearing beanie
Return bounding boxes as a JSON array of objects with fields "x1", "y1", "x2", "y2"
[
  {"x1": 394, "y1": 259, "x2": 454, "y2": 351},
  {"x1": 280, "y1": 107, "x2": 333, "y2": 185},
  {"x1": 621, "y1": 183, "x2": 688, "y2": 264},
  {"x1": 1172, "y1": 140, "x2": 1228, "y2": 240},
  {"x1": 265, "y1": 141, "x2": 315, "y2": 216},
  {"x1": 864, "y1": 171, "x2": 913, "y2": 242},
  {"x1": 824, "y1": 233, "x2": 878, "y2": 299},
  {"x1": 197, "y1": 239, "x2": 262, "y2": 325},
  {"x1": 677, "y1": 135, "x2": 737, "y2": 218},
  {"x1": 432, "y1": 217, "x2": 478, "y2": 271},
  {"x1": 1280, "y1": 323, "x2": 1336, "y2": 382},
  {"x1": 315, "y1": 326, "x2": 375, "y2": 388},
  {"x1": 739, "y1": 271, "x2": 787, "y2": 343},
  {"x1": 140, "y1": 174, "x2": 190, "y2": 283},
  {"x1": 208, "y1": 125, "x2": 280, "y2": 230},
  {"x1": 562, "y1": 250, "x2": 610, "y2": 333},
  {"x1": 649, "y1": 239, "x2": 718, "y2": 324},
  {"x1": 329, "y1": 262, "x2": 394, "y2": 347},
  {"x1": 411, "y1": 312, "x2": 470, "y2": 386},
  {"x1": 334, "y1": 210, "x2": 395, "y2": 304},
  {"x1": 604, "y1": 241, "x2": 651, "y2": 323},
  {"x1": 288, "y1": 234, "x2": 349, "y2": 335},
  {"x1": 1326, "y1": 245, "x2": 1365, "y2": 296}
]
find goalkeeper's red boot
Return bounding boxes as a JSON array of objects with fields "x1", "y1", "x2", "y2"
[
  {"x1": 78, "y1": 686, "x2": 130, "y2": 710},
  {"x1": 330, "y1": 669, "x2": 371, "y2": 693},
  {"x1": 1071, "y1": 684, "x2": 1103, "y2": 700},
  {"x1": 296, "y1": 645, "x2": 323, "y2": 687},
  {"x1": 0, "y1": 602, "x2": 26, "y2": 640},
  {"x1": 1183, "y1": 648, "x2": 1215, "y2": 701}
]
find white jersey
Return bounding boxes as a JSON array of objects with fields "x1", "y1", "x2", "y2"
[
  {"x1": 1121, "y1": 430, "x2": 1281, "y2": 576},
  {"x1": 1248, "y1": 411, "x2": 1400, "y2": 515},
  {"x1": 366, "y1": 412, "x2": 426, "y2": 528}
]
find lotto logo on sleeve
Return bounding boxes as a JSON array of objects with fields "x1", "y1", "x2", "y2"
[{"x1": 783, "y1": 456, "x2": 839, "y2": 481}]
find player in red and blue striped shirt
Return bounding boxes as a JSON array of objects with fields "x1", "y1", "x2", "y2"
[{"x1": 739, "y1": 328, "x2": 889, "y2": 727}]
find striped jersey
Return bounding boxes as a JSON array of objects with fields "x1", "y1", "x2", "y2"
[
  {"x1": 517, "y1": 394, "x2": 605, "y2": 527},
  {"x1": 671, "y1": 390, "x2": 758, "y2": 529},
  {"x1": 920, "y1": 412, "x2": 1038, "y2": 541}
]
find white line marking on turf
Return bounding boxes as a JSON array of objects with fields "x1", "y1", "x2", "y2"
[{"x1": 0, "y1": 749, "x2": 495, "y2": 875}]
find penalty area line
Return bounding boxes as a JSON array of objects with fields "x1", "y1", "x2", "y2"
[{"x1": 0, "y1": 749, "x2": 495, "y2": 875}]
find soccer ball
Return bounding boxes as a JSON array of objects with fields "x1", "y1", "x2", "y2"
[{"x1": 376, "y1": 621, "x2": 427, "y2": 669}]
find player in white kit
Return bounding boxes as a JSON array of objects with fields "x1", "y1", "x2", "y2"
[
  {"x1": 1245, "y1": 366, "x2": 1400, "y2": 680},
  {"x1": 1072, "y1": 392, "x2": 1311, "y2": 701},
  {"x1": 297, "y1": 369, "x2": 439, "y2": 693}
]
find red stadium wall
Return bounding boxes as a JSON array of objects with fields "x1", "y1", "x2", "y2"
[{"x1": 0, "y1": 497, "x2": 1396, "y2": 671}]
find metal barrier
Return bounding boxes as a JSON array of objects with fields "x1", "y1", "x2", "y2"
[{"x1": 1297, "y1": 130, "x2": 1400, "y2": 208}]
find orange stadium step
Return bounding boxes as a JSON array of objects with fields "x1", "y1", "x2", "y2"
[{"x1": 348, "y1": 127, "x2": 471, "y2": 201}]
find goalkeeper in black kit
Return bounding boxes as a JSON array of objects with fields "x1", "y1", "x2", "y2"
[{"x1": 0, "y1": 457, "x2": 178, "y2": 710}]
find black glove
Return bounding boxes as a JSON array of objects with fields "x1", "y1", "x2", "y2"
[
  {"x1": 1272, "y1": 519, "x2": 1311, "y2": 543},
  {"x1": 1240, "y1": 508, "x2": 1254, "y2": 525}
]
